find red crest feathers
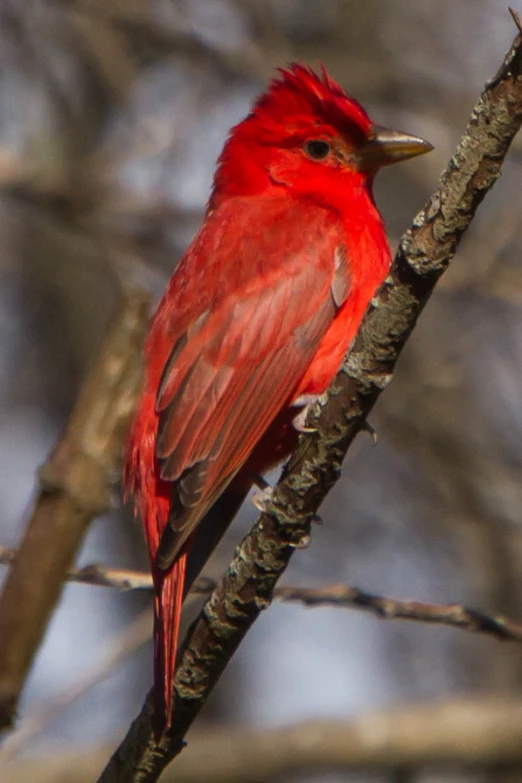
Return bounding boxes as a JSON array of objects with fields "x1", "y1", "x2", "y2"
[{"x1": 243, "y1": 63, "x2": 372, "y2": 143}]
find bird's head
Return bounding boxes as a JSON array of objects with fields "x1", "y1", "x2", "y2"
[{"x1": 210, "y1": 64, "x2": 432, "y2": 211}]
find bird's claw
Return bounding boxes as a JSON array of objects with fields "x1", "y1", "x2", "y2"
[
  {"x1": 290, "y1": 534, "x2": 311, "y2": 550},
  {"x1": 252, "y1": 477, "x2": 274, "y2": 511},
  {"x1": 252, "y1": 489, "x2": 273, "y2": 511},
  {"x1": 292, "y1": 395, "x2": 319, "y2": 433},
  {"x1": 292, "y1": 406, "x2": 317, "y2": 433}
]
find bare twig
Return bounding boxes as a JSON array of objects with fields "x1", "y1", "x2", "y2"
[
  {"x1": 0, "y1": 547, "x2": 155, "y2": 592},
  {"x1": 5, "y1": 699, "x2": 522, "y2": 782},
  {"x1": 97, "y1": 21, "x2": 522, "y2": 783},
  {"x1": 273, "y1": 585, "x2": 522, "y2": 642},
  {"x1": 2, "y1": 546, "x2": 522, "y2": 643},
  {"x1": 0, "y1": 290, "x2": 150, "y2": 732}
]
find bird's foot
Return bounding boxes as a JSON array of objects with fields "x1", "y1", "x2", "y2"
[
  {"x1": 289, "y1": 534, "x2": 312, "y2": 550},
  {"x1": 292, "y1": 394, "x2": 319, "y2": 433},
  {"x1": 252, "y1": 476, "x2": 274, "y2": 511}
]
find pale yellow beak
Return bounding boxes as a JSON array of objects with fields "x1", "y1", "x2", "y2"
[{"x1": 356, "y1": 125, "x2": 433, "y2": 170}]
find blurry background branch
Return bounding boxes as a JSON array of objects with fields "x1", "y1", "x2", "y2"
[
  {"x1": 5, "y1": 699, "x2": 522, "y2": 782},
  {"x1": 0, "y1": 546, "x2": 155, "y2": 591},
  {"x1": 0, "y1": 290, "x2": 150, "y2": 731},
  {"x1": 98, "y1": 16, "x2": 522, "y2": 783},
  {"x1": 0, "y1": 608, "x2": 153, "y2": 763},
  {"x1": 2, "y1": 545, "x2": 522, "y2": 642}
]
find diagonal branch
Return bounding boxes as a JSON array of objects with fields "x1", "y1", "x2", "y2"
[
  {"x1": 0, "y1": 290, "x2": 150, "y2": 732},
  {"x1": 3, "y1": 545, "x2": 522, "y2": 643},
  {"x1": 98, "y1": 21, "x2": 522, "y2": 783}
]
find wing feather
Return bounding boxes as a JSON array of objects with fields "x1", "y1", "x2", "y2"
[{"x1": 153, "y1": 203, "x2": 350, "y2": 569}]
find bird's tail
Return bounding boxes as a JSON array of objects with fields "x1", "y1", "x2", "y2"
[
  {"x1": 150, "y1": 482, "x2": 250, "y2": 735},
  {"x1": 152, "y1": 551, "x2": 187, "y2": 736}
]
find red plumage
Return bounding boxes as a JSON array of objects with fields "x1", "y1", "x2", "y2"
[{"x1": 124, "y1": 63, "x2": 431, "y2": 733}]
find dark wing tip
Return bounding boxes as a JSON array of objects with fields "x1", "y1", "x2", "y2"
[{"x1": 156, "y1": 523, "x2": 183, "y2": 570}]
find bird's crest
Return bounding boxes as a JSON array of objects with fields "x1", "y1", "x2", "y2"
[{"x1": 245, "y1": 63, "x2": 372, "y2": 142}]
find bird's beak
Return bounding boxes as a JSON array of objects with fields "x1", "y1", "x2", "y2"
[{"x1": 355, "y1": 125, "x2": 433, "y2": 171}]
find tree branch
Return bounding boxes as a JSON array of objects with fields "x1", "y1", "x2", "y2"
[
  {"x1": 3, "y1": 546, "x2": 522, "y2": 643},
  {"x1": 0, "y1": 546, "x2": 155, "y2": 591},
  {"x1": 0, "y1": 290, "x2": 150, "y2": 732},
  {"x1": 6, "y1": 700, "x2": 522, "y2": 782},
  {"x1": 98, "y1": 21, "x2": 522, "y2": 783},
  {"x1": 273, "y1": 585, "x2": 522, "y2": 642}
]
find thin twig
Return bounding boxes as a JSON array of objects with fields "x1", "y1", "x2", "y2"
[
  {"x1": 274, "y1": 585, "x2": 522, "y2": 642},
  {"x1": 2, "y1": 546, "x2": 521, "y2": 643},
  {"x1": 0, "y1": 545, "x2": 154, "y2": 591},
  {"x1": 0, "y1": 290, "x2": 150, "y2": 731}
]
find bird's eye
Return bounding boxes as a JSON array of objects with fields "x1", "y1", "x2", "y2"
[{"x1": 304, "y1": 140, "x2": 331, "y2": 160}]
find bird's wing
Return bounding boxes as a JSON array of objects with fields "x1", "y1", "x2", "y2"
[{"x1": 154, "y1": 213, "x2": 350, "y2": 569}]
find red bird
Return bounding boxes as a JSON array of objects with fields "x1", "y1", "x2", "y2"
[{"x1": 125, "y1": 64, "x2": 432, "y2": 731}]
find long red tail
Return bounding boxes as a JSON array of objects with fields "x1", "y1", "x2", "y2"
[
  {"x1": 125, "y1": 393, "x2": 191, "y2": 734},
  {"x1": 152, "y1": 552, "x2": 187, "y2": 734}
]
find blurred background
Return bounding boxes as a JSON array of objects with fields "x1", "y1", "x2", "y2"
[{"x1": 1, "y1": 0, "x2": 522, "y2": 781}]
